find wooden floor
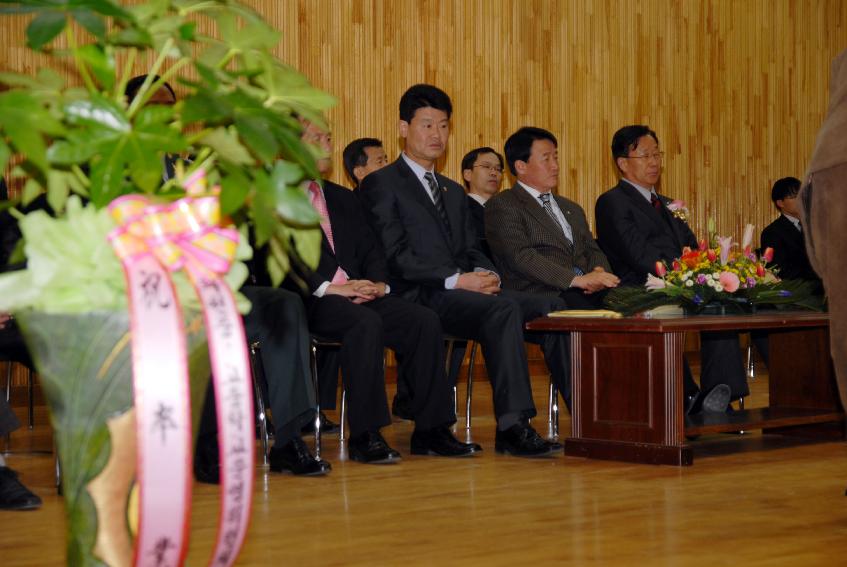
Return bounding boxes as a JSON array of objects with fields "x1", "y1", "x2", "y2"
[{"x1": 2, "y1": 371, "x2": 847, "y2": 566}]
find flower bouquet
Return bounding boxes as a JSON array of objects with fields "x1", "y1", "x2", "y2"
[
  {"x1": 0, "y1": 1, "x2": 332, "y2": 565},
  {"x1": 605, "y1": 224, "x2": 825, "y2": 316}
]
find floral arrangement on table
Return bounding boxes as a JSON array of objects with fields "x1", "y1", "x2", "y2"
[
  {"x1": 0, "y1": 1, "x2": 333, "y2": 566},
  {"x1": 605, "y1": 223, "x2": 825, "y2": 316}
]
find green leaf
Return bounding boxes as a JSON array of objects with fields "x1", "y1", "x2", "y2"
[
  {"x1": 1, "y1": 111, "x2": 49, "y2": 172},
  {"x1": 274, "y1": 183, "x2": 320, "y2": 226},
  {"x1": 46, "y1": 170, "x2": 69, "y2": 213},
  {"x1": 109, "y1": 25, "x2": 152, "y2": 47},
  {"x1": 89, "y1": 140, "x2": 128, "y2": 207},
  {"x1": 235, "y1": 111, "x2": 278, "y2": 164},
  {"x1": 72, "y1": 9, "x2": 105, "y2": 40},
  {"x1": 26, "y1": 11, "x2": 66, "y2": 50},
  {"x1": 0, "y1": 138, "x2": 10, "y2": 174},
  {"x1": 22, "y1": 178, "x2": 42, "y2": 206},
  {"x1": 76, "y1": 44, "x2": 115, "y2": 90},
  {"x1": 178, "y1": 21, "x2": 195, "y2": 40},
  {"x1": 220, "y1": 167, "x2": 251, "y2": 216},
  {"x1": 200, "y1": 127, "x2": 254, "y2": 166},
  {"x1": 64, "y1": 96, "x2": 130, "y2": 131},
  {"x1": 182, "y1": 91, "x2": 232, "y2": 124}
]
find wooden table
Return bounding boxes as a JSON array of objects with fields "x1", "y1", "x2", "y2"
[{"x1": 526, "y1": 311, "x2": 843, "y2": 465}]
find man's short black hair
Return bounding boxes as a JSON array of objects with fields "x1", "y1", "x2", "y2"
[
  {"x1": 399, "y1": 84, "x2": 452, "y2": 123},
  {"x1": 460, "y1": 147, "x2": 504, "y2": 188},
  {"x1": 611, "y1": 125, "x2": 659, "y2": 164},
  {"x1": 503, "y1": 127, "x2": 557, "y2": 176},
  {"x1": 771, "y1": 176, "x2": 802, "y2": 204},
  {"x1": 342, "y1": 138, "x2": 383, "y2": 187},
  {"x1": 125, "y1": 74, "x2": 176, "y2": 103}
]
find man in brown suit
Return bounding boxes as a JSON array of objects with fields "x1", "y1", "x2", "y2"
[
  {"x1": 801, "y1": 47, "x2": 847, "y2": 412},
  {"x1": 486, "y1": 127, "x2": 619, "y2": 308}
]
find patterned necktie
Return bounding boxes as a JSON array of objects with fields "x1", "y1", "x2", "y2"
[
  {"x1": 650, "y1": 192, "x2": 663, "y2": 211},
  {"x1": 424, "y1": 172, "x2": 451, "y2": 236},
  {"x1": 539, "y1": 193, "x2": 573, "y2": 243},
  {"x1": 308, "y1": 181, "x2": 348, "y2": 284}
]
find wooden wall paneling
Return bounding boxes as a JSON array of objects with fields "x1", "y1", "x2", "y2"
[{"x1": 1, "y1": 0, "x2": 845, "y2": 243}]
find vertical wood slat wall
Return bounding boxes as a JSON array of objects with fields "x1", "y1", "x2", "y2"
[{"x1": 0, "y1": 0, "x2": 845, "y2": 240}]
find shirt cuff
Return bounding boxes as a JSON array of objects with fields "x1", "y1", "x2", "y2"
[
  {"x1": 444, "y1": 273, "x2": 461, "y2": 289},
  {"x1": 313, "y1": 281, "x2": 331, "y2": 297},
  {"x1": 384, "y1": 284, "x2": 391, "y2": 294}
]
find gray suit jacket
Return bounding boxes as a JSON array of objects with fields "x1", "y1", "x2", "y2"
[{"x1": 485, "y1": 183, "x2": 611, "y2": 297}]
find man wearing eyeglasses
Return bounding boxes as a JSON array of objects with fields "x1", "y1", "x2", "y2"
[
  {"x1": 461, "y1": 147, "x2": 505, "y2": 259},
  {"x1": 595, "y1": 124, "x2": 748, "y2": 414}
]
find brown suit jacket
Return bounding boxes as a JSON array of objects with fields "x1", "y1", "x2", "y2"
[{"x1": 485, "y1": 182, "x2": 611, "y2": 297}]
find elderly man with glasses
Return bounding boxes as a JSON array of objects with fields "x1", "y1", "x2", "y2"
[{"x1": 595, "y1": 124, "x2": 748, "y2": 416}]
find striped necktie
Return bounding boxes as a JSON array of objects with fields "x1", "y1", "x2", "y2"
[{"x1": 424, "y1": 172, "x2": 451, "y2": 236}]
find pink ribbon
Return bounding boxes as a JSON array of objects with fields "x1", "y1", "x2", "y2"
[{"x1": 108, "y1": 170, "x2": 254, "y2": 567}]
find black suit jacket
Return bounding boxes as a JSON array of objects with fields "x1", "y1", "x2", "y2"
[
  {"x1": 358, "y1": 157, "x2": 496, "y2": 300},
  {"x1": 595, "y1": 179, "x2": 697, "y2": 286},
  {"x1": 305, "y1": 180, "x2": 388, "y2": 292},
  {"x1": 760, "y1": 215, "x2": 820, "y2": 282},
  {"x1": 466, "y1": 195, "x2": 492, "y2": 260}
]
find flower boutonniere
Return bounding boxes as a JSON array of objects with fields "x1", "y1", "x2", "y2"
[{"x1": 667, "y1": 199, "x2": 689, "y2": 222}]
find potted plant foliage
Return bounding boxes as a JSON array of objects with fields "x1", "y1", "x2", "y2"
[{"x1": 0, "y1": 1, "x2": 331, "y2": 565}]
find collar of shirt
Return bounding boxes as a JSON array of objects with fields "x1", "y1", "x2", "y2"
[
  {"x1": 621, "y1": 178, "x2": 656, "y2": 203},
  {"x1": 401, "y1": 152, "x2": 436, "y2": 191},
  {"x1": 467, "y1": 192, "x2": 488, "y2": 207},
  {"x1": 517, "y1": 180, "x2": 549, "y2": 201},
  {"x1": 783, "y1": 213, "x2": 801, "y2": 229}
]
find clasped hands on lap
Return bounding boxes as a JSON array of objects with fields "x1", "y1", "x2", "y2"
[
  {"x1": 326, "y1": 280, "x2": 387, "y2": 303},
  {"x1": 456, "y1": 271, "x2": 501, "y2": 294},
  {"x1": 571, "y1": 267, "x2": 619, "y2": 294}
]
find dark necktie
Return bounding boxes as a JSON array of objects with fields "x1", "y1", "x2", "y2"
[
  {"x1": 424, "y1": 172, "x2": 451, "y2": 236},
  {"x1": 650, "y1": 192, "x2": 663, "y2": 211},
  {"x1": 539, "y1": 193, "x2": 573, "y2": 243}
]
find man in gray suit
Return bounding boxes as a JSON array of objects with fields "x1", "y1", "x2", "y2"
[{"x1": 486, "y1": 127, "x2": 619, "y2": 308}]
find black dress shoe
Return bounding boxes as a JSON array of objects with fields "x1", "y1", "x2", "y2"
[
  {"x1": 685, "y1": 384, "x2": 732, "y2": 415},
  {"x1": 300, "y1": 411, "x2": 340, "y2": 435},
  {"x1": 495, "y1": 423, "x2": 561, "y2": 458},
  {"x1": 348, "y1": 431, "x2": 402, "y2": 464},
  {"x1": 0, "y1": 466, "x2": 42, "y2": 510},
  {"x1": 269, "y1": 438, "x2": 331, "y2": 476},
  {"x1": 410, "y1": 426, "x2": 482, "y2": 457},
  {"x1": 392, "y1": 393, "x2": 414, "y2": 421}
]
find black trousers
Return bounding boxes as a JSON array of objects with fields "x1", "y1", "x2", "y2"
[
  {"x1": 420, "y1": 288, "x2": 570, "y2": 419},
  {"x1": 0, "y1": 323, "x2": 32, "y2": 436},
  {"x1": 196, "y1": 287, "x2": 315, "y2": 456},
  {"x1": 307, "y1": 294, "x2": 454, "y2": 436}
]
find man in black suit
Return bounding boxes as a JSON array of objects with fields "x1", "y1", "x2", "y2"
[
  {"x1": 359, "y1": 84, "x2": 568, "y2": 457},
  {"x1": 761, "y1": 176, "x2": 822, "y2": 286},
  {"x1": 342, "y1": 138, "x2": 389, "y2": 189},
  {"x1": 486, "y1": 127, "x2": 619, "y2": 309},
  {"x1": 295, "y1": 120, "x2": 479, "y2": 463},
  {"x1": 460, "y1": 147, "x2": 504, "y2": 259},
  {"x1": 595, "y1": 125, "x2": 747, "y2": 412}
]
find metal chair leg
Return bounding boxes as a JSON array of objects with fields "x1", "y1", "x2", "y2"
[
  {"x1": 248, "y1": 342, "x2": 269, "y2": 467},
  {"x1": 746, "y1": 343, "x2": 756, "y2": 381},
  {"x1": 339, "y1": 389, "x2": 347, "y2": 441},
  {"x1": 548, "y1": 377, "x2": 559, "y2": 438},
  {"x1": 464, "y1": 342, "x2": 478, "y2": 430},
  {"x1": 309, "y1": 341, "x2": 322, "y2": 460},
  {"x1": 445, "y1": 339, "x2": 456, "y2": 416}
]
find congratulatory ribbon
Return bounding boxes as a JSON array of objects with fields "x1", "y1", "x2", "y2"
[{"x1": 108, "y1": 169, "x2": 254, "y2": 567}]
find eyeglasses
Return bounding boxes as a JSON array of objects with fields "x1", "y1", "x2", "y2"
[
  {"x1": 473, "y1": 164, "x2": 504, "y2": 173},
  {"x1": 624, "y1": 152, "x2": 665, "y2": 162}
]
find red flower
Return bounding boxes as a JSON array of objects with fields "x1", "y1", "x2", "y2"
[
  {"x1": 707, "y1": 249, "x2": 717, "y2": 262},
  {"x1": 680, "y1": 250, "x2": 701, "y2": 269},
  {"x1": 672, "y1": 260, "x2": 682, "y2": 272},
  {"x1": 698, "y1": 239, "x2": 708, "y2": 251},
  {"x1": 655, "y1": 261, "x2": 667, "y2": 277},
  {"x1": 756, "y1": 264, "x2": 766, "y2": 277},
  {"x1": 763, "y1": 247, "x2": 774, "y2": 263}
]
